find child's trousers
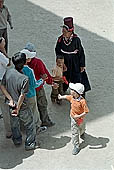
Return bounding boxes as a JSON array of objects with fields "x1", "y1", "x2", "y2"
[
  {"x1": 10, "y1": 107, "x2": 36, "y2": 148},
  {"x1": 28, "y1": 96, "x2": 41, "y2": 129},
  {"x1": 71, "y1": 117, "x2": 86, "y2": 147},
  {"x1": 51, "y1": 81, "x2": 63, "y2": 101}
]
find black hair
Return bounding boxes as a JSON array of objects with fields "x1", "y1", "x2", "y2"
[
  {"x1": 12, "y1": 52, "x2": 26, "y2": 72},
  {"x1": 56, "y1": 54, "x2": 64, "y2": 60}
]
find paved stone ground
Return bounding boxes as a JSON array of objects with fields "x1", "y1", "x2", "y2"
[{"x1": 0, "y1": 0, "x2": 114, "y2": 170}]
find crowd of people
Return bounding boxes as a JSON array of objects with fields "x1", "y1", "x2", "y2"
[{"x1": 0, "y1": 0, "x2": 91, "y2": 155}]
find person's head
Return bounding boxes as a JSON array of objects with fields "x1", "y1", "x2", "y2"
[
  {"x1": 69, "y1": 83, "x2": 84, "y2": 98},
  {"x1": 56, "y1": 55, "x2": 64, "y2": 68},
  {"x1": 0, "y1": 0, "x2": 4, "y2": 8},
  {"x1": 24, "y1": 42, "x2": 36, "y2": 52},
  {"x1": 62, "y1": 17, "x2": 74, "y2": 38},
  {"x1": 12, "y1": 52, "x2": 26, "y2": 72},
  {"x1": 0, "y1": 37, "x2": 5, "y2": 49},
  {"x1": 20, "y1": 49, "x2": 36, "y2": 64}
]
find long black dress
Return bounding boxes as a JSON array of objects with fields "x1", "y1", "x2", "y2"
[{"x1": 55, "y1": 33, "x2": 91, "y2": 92}]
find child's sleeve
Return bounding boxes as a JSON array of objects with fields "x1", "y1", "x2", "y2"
[
  {"x1": 81, "y1": 99, "x2": 89, "y2": 113},
  {"x1": 35, "y1": 79, "x2": 44, "y2": 88},
  {"x1": 66, "y1": 95, "x2": 72, "y2": 102},
  {"x1": 21, "y1": 78, "x2": 29, "y2": 95}
]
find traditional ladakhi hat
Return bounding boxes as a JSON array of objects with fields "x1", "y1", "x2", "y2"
[
  {"x1": 69, "y1": 83, "x2": 85, "y2": 95},
  {"x1": 62, "y1": 17, "x2": 74, "y2": 32}
]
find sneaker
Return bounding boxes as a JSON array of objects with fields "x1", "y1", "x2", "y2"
[
  {"x1": 37, "y1": 126, "x2": 47, "y2": 134},
  {"x1": 72, "y1": 146, "x2": 80, "y2": 155},
  {"x1": 25, "y1": 142, "x2": 40, "y2": 151},
  {"x1": 6, "y1": 134, "x2": 12, "y2": 139},
  {"x1": 41, "y1": 121, "x2": 55, "y2": 127},
  {"x1": 80, "y1": 132, "x2": 85, "y2": 139},
  {"x1": 13, "y1": 139, "x2": 22, "y2": 146}
]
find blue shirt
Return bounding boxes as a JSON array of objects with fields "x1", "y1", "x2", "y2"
[{"x1": 22, "y1": 66, "x2": 43, "y2": 98}]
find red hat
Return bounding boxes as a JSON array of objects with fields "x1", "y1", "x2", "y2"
[{"x1": 63, "y1": 17, "x2": 74, "y2": 31}]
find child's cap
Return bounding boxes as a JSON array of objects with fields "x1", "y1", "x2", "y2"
[
  {"x1": 69, "y1": 83, "x2": 84, "y2": 94},
  {"x1": 24, "y1": 42, "x2": 36, "y2": 52},
  {"x1": 20, "y1": 49, "x2": 36, "y2": 59}
]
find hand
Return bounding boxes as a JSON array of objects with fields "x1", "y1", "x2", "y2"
[
  {"x1": 41, "y1": 74, "x2": 48, "y2": 81},
  {"x1": 58, "y1": 94, "x2": 62, "y2": 100},
  {"x1": 11, "y1": 108, "x2": 18, "y2": 117},
  {"x1": 74, "y1": 114, "x2": 80, "y2": 120},
  {"x1": 63, "y1": 64, "x2": 67, "y2": 72},
  {"x1": 74, "y1": 49, "x2": 79, "y2": 54},
  {"x1": 52, "y1": 82, "x2": 59, "y2": 89},
  {"x1": 8, "y1": 99, "x2": 15, "y2": 107},
  {"x1": 80, "y1": 67, "x2": 85, "y2": 73}
]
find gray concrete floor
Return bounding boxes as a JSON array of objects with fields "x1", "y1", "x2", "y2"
[{"x1": 0, "y1": 0, "x2": 114, "y2": 169}]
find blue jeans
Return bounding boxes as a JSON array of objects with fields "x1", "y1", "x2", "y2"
[{"x1": 10, "y1": 107, "x2": 36, "y2": 147}]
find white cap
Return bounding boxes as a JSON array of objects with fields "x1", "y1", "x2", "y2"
[
  {"x1": 69, "y1": 83, "x2": 84, "y2": 94},
  {"x1": 20, "y1": 49, "x2": 36, "y2": 59}
]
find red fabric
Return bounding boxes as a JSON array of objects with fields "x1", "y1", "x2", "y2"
[{"x1": 28, "y1": 57, "x2": 53, "y2": 91}]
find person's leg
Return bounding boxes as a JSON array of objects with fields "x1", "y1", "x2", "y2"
[
  {"x1": 79, "y1": 120, "x2": 86, "y2": 139},
  {"x1": 71, "y1": 117, "x2": 80, "y2": 155},
  {"x1": 50, "y1": 86, "x2": 58, "y2": 103},
  {"x1": 56, "y1": 81, "x2": 63, "y2": 105},
  {"x1": 36, "y1": 87, "x2": 55, "y2": 127},
  {"x1": 10, "y1": 115, "x2": 22, "y2": 145},
  {"x1": 0, "y1": 90, "x2": 12, "y2": 138},
  {"x1": 28, "y1": 96, "x2": 41, "y2": 130},
  {"x1": 19, "y1": 108, "x2": 37, "y2": 150}
]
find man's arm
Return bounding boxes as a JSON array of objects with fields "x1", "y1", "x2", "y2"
[
  {"x1": 11, "y1": 93, "x2": 25, "y2": 116},
  {"x1": 73, "y1": 112, "x2": 87, "y2": 119},
  {"x1": 12, "y1": 78, "x2": 29, "y2": 116},
  {"x1": 7, "y1": 7, "x2": 13, "y2": 29},
  {"x1": 0, "y1": 84, "x2": 14, "y2": 106}
]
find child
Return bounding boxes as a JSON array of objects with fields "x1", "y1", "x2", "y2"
[
  {"x1": 1, "y1": 52, "x2": 38, "y2": 150},
  {"x1": 58, "y1": 83, "x2": 89, "y2": 155},
  {"x1": 25, "y1": 42, "x2": 56, "y2": 127},
  {"x1": 51, "y1": 54, "x2": 68, "y2": 104},
  {"x1": 21, "y1": 49, "x2": 47, "y2": 133}
]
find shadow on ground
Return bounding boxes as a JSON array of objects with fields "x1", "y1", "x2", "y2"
[
  {"x1": 80, "y1": 133, "x2": 109, "y2": 150},
  {"x1": 0, "y1": 0, "x2": 113, "y2": 168}
]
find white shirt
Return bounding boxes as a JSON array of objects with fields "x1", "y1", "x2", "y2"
[{"x1": 0, "y1": 52, "x2": 9, "y2": 80}]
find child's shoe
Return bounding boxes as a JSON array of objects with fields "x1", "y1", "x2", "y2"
[
  {"x1": 80, "y1": 132, "x2": 85, "y2": 139},
  {"x1": 72, "y1": 146, "x2": 80, "y2": 155}
]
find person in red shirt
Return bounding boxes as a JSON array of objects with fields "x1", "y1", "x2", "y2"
[
  {"x1": 58, "y1": 83, "x2": 89, "y2": 155},
  {"x1": 25, "y1": 42, "x2": 55, "y2": 127}
]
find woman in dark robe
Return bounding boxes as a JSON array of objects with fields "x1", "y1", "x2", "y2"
[{"x1": 55, "y1": 17, "x2": 91, "y2": 95}]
